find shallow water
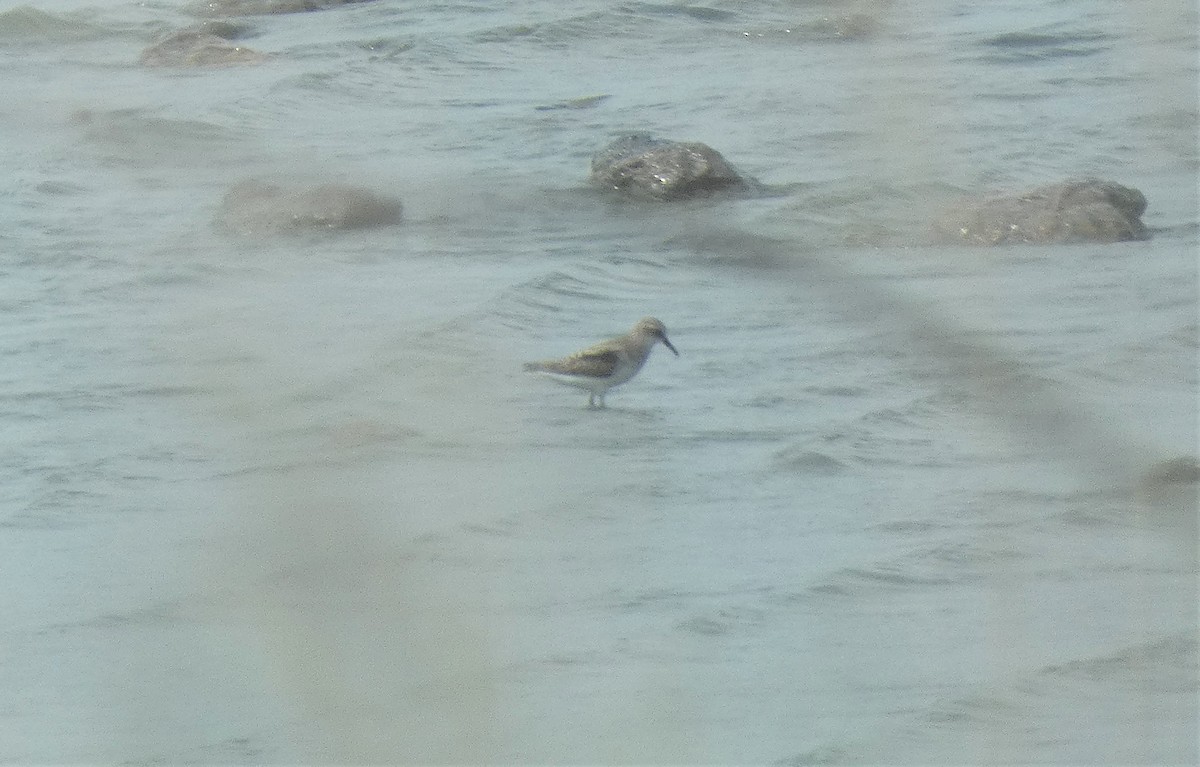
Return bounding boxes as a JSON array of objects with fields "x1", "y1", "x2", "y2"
[{"x1": 1, "y1": 0, "x2": 1197, "y2": 763}]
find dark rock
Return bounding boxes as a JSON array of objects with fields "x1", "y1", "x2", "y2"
[
  {"x1": 590, "y1": 134, "x2": 754, "y2": 201},
  {"x1": 188, "y1": 0, "x2": 375, "y2": 16},
  {"x1": 140, "y1": 23, "x2": 264, "y2": 67},
  {"x1": 217, "y1": 179, "x2": 402, "y2": 235},
  {"x1": 932, "y1": 178, "x2": 1149, "y2": 245}
]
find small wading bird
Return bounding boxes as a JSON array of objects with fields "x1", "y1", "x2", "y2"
[{"x1": 523, "y1": 317, "x2": 679, "y2": 408}]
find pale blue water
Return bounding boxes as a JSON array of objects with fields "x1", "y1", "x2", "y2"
[{"x1": 1, "y1": 1, "x2": 1196, "y2": 763}]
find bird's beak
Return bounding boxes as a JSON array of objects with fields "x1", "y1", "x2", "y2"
[{"x1": 662, "y1": 336, "x2": 679, "y2": 356}]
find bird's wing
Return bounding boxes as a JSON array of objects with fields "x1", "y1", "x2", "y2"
[{"x1": 535, "y1": 346, "x2": 622, "y2": 378}]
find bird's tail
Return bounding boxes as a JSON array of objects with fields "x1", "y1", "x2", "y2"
[{"x1": 522, "y1": 361, "x2": 543, "y2": 372}]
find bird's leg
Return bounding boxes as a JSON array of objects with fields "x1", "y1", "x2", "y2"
[{"x1": 588, "y1": 393, "x2": 596, "y2": 408}]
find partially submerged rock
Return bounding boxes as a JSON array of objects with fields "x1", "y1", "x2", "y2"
[
  {"x1": 188, "y1": 0, "x2": 375, "y2": 16},
  {"x1": 740, "y1": 13, "x2": 881, "y2": 42},
  {"x1": 932, "y1": 178, "x2": 1149, "y2": 245},
  {"x1": 217, "y1": 179, "x2": 402, "y2": 235},
  {"x1": 590, "y1": 134, "x2": 754, "y2": 201},
  {"x1": 534, "y1": 94, "x2": 611, "y2": 112},
  {"x1": 140, "y1": 23, "x2": 264, "y2": 67}
]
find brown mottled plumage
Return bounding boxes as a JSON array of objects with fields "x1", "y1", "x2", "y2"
[{"x1": 524, "y1": 317, "x2": 679, "y2": 408}]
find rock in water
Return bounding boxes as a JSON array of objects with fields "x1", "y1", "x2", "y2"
[
  {"x1": 932, "y1": 178, "x2": 1149, "y2": 245},
  {"x1": 217, "y1": 179, "x2": 403, "y2": 235},
  {"x1": 140, "y1": 23, "x2": 264, "y2": 67},
  {"x1": 590, "y1": 134, "x2": 754, "y2": 201},
  {"x1": 188, "y1": 0, "x2": 376, "y2": 17}
]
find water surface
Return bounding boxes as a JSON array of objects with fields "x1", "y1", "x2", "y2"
[{"x1": 1, "y1": 0, "x2": 1196, "y2": 763}]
